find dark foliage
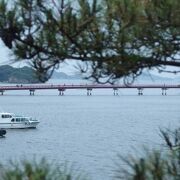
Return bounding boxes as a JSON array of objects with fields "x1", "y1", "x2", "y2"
[
  {"x1": 0, "y1": 0, "x2": 179, "y2": 83},
  {"x1": 116, "y1": 128, "x2": 180, "y2": 179}
]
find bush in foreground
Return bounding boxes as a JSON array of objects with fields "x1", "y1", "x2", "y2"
[
  {"x1": 116, "y1": 128, "x2": 180, "y2": 180},
  {"x1": 0, "y1": 158, "x2": 87, "y2": 180}
]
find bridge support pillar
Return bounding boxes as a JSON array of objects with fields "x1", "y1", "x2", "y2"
[
  {"x1": 138, "y1": 88, "x2": 143, "y2": 95},
  {"x1": 29, "y1": 90, "x2": 35, "y2": 96},
  {"x1": 58, "y1": 89, "x2": 65, "y2": 96},
  {"x1": 0, "y1": 90, "x2": 4, "y2": 95},
  {"x1": 162, "y1": 88, "x2": 167, "y2": 96},
  {"x1": 113, "y1": 88, "x2": 118, "y2": 96},
  {"x1": 87, "y1": 88, "x2": 92, "y2": 96}
]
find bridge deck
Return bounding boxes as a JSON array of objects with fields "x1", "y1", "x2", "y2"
[{"x1": 0, "y1": 84, "x2": 179, "y2": 91}]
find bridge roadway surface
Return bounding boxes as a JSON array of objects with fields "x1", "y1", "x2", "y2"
[
  {"x1": 0, "y1": 84, "x2": 179, "y2": 95},
  {"x1": 0, "y1": 84, "x2": 179, "y2": 90}
]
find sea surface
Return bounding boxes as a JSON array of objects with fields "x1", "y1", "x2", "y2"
[{"x1": 0, "y1": 85, "x2": 180, "y2": 180}]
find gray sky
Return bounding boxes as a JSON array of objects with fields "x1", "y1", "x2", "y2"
[
  {"x1": 0, "y1": 40, "x2": 74, "y2": 74},
  {"x1": 0, "y1": 40, "x2": 11, "y2": 65}
]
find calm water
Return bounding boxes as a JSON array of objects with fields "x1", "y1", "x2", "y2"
[{"x1": 0, "y1": 92, "x2": 180, "y2": 179}]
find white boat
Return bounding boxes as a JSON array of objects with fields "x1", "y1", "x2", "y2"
[{"x1": 0, "y1": 112, "x2": 40, "y2": 129}]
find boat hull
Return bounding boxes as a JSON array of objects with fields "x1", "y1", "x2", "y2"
[{"x1": 0, "y1": 122, "x2": 39, "y2": 129}]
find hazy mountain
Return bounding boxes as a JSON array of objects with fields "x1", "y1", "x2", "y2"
[
  {"x1": 174, "y1": 76, "x2": 180, "y2": 83},
  {"x1": 0, "y1": 65, "x2": 179, "y2": 84},
  {"x1": 52, "y1": 70, "x2": 180, "y2": 84},
  {"x1": 135, "y1": 72, "x2": 179, "y2": 84},
  {"x1": 0, "y1": 65, "x2": 40, "y2": 83},
  {"x1": 51, "y1": 71, "x2": 82, "y2": 79}
]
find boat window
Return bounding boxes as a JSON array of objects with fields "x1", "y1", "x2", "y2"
[
  {"x1": 1, "y1": 114, "x2": 12, "y2": 118},
  {"x1": 11, "y1": 119, "x2": 14, "y2": 122},
  {"x1": 21, "y1": 118, "x2": 26, "y2": 122},
  {"x1": 15, "y1": 118, "x2": 20, "y2": 122}
]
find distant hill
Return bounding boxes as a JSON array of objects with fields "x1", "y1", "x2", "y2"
[
  {"x1": 135, "y1": 72, "x2": 180, "y2": 84},
  {"x1": 0, "y1": 65, "x2": 82, "y2": 84},
  {"x1": 51, "y1": 71, "x2": 180, "y2": 83},
  {"x1": 137, "y1": 73, "x2": 171, "y2": 81},
  {"x1": 0, "y1": 65, "x2": 40, "y2": 83},
  {"x1": 0, "y1": 65, "x2": 179, "y2": 84},
  {"x1": 51, "y1": 71, "x2": 82, "y2": 79},
  {"x1": 174, "y1": 76, "x2": 180, "y2": 83}
]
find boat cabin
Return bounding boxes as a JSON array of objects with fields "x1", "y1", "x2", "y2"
[{"x1": 11, "y1": 117, "x2": 29, "y2": 123}]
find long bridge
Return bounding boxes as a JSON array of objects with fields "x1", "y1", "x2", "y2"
[{"x1": 0, "y1": 84, "x2": 179, "y2": 96}]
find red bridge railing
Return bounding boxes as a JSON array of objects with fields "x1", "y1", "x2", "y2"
[{"x1": 0, "y1": 84, "x2": 180, "y2": 90}]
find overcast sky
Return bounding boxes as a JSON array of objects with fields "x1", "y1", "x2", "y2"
[
  {"x1": 0, "y1": 40, "x2": 75, "y2": 74},
  {"x1": 0, "y1": 41, "x2": 11, "y2": 65}
]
